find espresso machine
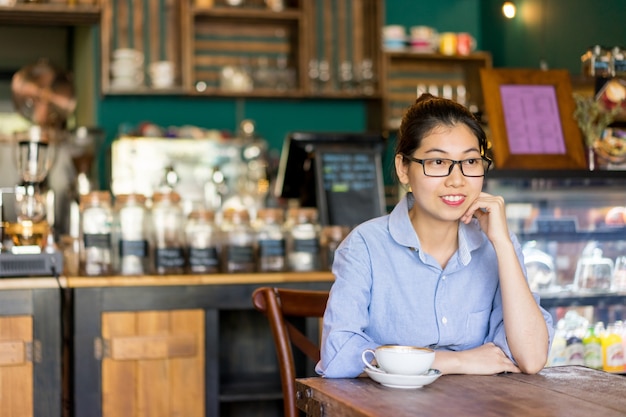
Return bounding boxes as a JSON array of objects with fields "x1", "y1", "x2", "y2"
[{"x1": 0, "y1": 59, "x2": 76, "y2": 277}]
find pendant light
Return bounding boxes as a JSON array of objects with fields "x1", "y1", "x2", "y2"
[{"x1": 502, "y1": 1, "x2": 516, "y2": 19}]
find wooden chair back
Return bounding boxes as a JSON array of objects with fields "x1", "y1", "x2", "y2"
[{"x1": 252, "y1": 287, "x2": 329, "y2": 417}]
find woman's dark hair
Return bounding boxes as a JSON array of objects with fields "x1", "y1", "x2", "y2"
[{"x1": 395, "y1": 93, "x2": 488, "y2": 161}]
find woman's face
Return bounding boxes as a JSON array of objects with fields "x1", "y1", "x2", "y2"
[{"x1": 395, "y1": 123, "x2": 484, "y2": 224}]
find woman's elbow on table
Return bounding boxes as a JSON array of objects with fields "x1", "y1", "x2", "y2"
[{"x1": 516, "y1": 352, "x2": 549, "y2": 374}]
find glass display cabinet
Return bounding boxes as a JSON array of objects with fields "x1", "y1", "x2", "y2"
[{"x1": 485, "y1": 170, "x2": 626, "y2": 325}]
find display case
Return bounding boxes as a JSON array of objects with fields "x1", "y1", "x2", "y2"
[{"x1": 485, "y1": 170, "x2": 626, "y2": 324}]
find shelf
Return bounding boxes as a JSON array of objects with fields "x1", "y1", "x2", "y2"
[
  {"x1": 192, "y1": 6, "x2": 302, "y2": 20},
  {"x1": 519, "y1": 228, "x2": 626, "y2": 242},
  {"x1": 382, "y1": 50, "x2": 492, "y2": 130},
  {"x1": 0, "y1": 4, "x2": 100, "y2": 25},
  {"x1": 488, "y1": 169, "x2": 626, "y2": 180},
  {"x1": 539, "y1": 291, "x2": 626, "y2": 309},
  {"x1": 384, "y1": 50, "x2": 492, "y2": 62}
]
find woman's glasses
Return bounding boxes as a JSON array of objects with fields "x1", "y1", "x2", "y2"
[{"x1": 402, "y1": 154, "x2": 492, "y2": 177}]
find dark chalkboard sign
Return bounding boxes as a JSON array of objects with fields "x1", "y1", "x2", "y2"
[
  {"x1": 275, "y1": 132, "x2": 386, "y2": 227},
  {"x1": 314, "y1": 147, "x2": 385, "y2": 226}
]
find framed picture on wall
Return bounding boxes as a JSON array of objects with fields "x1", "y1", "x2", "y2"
[{"x1": 479, "y1": 68, "x2": 587, "y2": 170}]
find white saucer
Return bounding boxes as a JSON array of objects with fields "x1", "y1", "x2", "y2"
[{"x1": 364, "y1": 367, "x2": 441, "y2": 389}]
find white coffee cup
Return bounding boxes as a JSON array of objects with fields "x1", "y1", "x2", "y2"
[
  {"x1": 362, "y1": 345, "x2": 434, "y2": 375},
  {"x1": 111, "y1": 60, "x2": 142, "y2": 78},
  {"x1": 149, "y1": 61, "x2": 175, "y2": 88}
]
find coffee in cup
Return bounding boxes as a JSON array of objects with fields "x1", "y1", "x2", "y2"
[{"x1": 362, "y1": 345, "x2": 434, "y2": 375}]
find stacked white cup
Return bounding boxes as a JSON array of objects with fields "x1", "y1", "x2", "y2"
[{"x1": 110, "y1": 48, "x2": 144, "y2": 89}]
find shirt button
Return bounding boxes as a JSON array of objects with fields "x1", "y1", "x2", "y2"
[
  {"x1": 442, "y1": 317, "x2": 448, "y2": 325},
  {"x1": 442, "y1": 275, "x2": 447, "y2": 280}
]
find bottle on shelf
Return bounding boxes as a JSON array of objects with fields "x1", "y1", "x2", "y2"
[
  {"x1": 601, "y1": 322, "x2": 625, "y2": 373},
  {"x1": 582, "y1": 323, "x2": 603, "y2": 370},
  {"x1": 565, "y1": 327, "x2": 585, "y2": 366}
]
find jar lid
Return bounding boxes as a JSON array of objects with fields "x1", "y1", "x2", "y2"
[
  {"x1": 287, "y1": 207, "x2": 318, "y2": 223},
  {"x1": 115, "y1": 193, "x2": 147, "y2": 206},
  {"x1": 188, "y1": 209, "x2": 215, "y2": 221},
  {"x1": 222, "y1": 208, "x2": 250, "y2": 223},
  {"x1": 80, "y1": 190, "x2": 111, "y2": 206},
  {"x1": 257, "y1": 208, "x2": 284, "y2": 222},
  {"x1": 152, "y1": 191, "x2": 181, "y2": 203},
  {"x1": 322, "y1": 225, "x2": 349, "y2": 240}
]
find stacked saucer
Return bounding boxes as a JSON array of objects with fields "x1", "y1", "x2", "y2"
[{"x1": 110, "y1": 48, "x2": 144, "y2": 90}]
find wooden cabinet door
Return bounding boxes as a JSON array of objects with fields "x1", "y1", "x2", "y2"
[
  {"x1": 0, "y1": 315, "x2": 33, "y2": 417},
  {"x1": 101, "y1": 309, "x2": 204, "y2": 417}
]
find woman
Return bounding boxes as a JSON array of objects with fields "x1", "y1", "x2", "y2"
[{"x1": 316, "y1": 94, "x2": 554, "y2": 378}]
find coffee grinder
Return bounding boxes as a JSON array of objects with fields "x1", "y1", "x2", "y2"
[{"x1": 0, "y1": 59, "x2": 76, "y2": 277}]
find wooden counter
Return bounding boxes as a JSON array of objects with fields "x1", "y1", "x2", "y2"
[
  {"x1": 67, "y1": 271, "x2": 335, "y2": 417},
  {"x1": 63, "y1": 271, "x2": 335, "y2": 288}
]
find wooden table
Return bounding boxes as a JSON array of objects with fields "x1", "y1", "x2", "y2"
[{"x1": 296, "y1": 366, "x2": 626, "y2": 417}]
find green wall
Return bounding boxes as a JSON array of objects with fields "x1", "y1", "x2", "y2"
[
  {"x1": 481, "y1": 0, "x2": 626, "y2": 72},
  {"x1": 95, "y1": 0, "x2": 626, "y2": 186}
]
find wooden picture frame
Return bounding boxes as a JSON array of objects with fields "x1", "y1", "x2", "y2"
[{"x1": 479, "y1": 68, "x2": 587, "y2": 170}]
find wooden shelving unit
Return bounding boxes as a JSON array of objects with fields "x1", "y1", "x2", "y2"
[
  {"x1": 382, "y1": 50, "x2": 492, "y2": 130},
  {"x1": 0, "y1": 3, "x2": 100, "y2": 25},
  {"x1": 99, "y1": 0, "x2": 383, "y2": 98}
]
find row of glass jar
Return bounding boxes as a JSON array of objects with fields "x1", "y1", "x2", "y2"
[
  {"x1": 73, "y1": 190, "x2": 350, "y2": 276},
  {"x1": 581, "y1": 45, "x2": 626, "y2": 78}
]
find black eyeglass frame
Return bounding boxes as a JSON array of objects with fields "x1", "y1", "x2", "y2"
[{"x1": 402, "y1": 154, "x2": 493, "y2": 177}]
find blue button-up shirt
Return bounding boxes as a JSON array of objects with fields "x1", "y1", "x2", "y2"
[{"x1": 316, "y1": 193, "x2": 554, "y2": 378}]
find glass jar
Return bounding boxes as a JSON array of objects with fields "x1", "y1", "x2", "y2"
[
  {"x1": 221, "y1": 208, "x2": 256, "y2": 273},
  {"x1": 113, "y1": 193, "x2": 150, "y2": 275},
  {"x1": 185, "y1": 209, "x2": 221, "y2": 274},
  {"x1": 581, "y1": 45, "x2": 611, "y2": 78},
  {"x1": 320, "y1": 225, "x2": 349, "y2": 271},
  {"x1": 254, "y1": 208, "x2": 286, "y2": 272},
  {"x1": 285, "y1": 207, "x2": 321, "y2": 272},
  {"x1": 151, "y1": 191, "x2": 186, "y2": 275},
  {"x1": 610, "y1": 46, "x2": 626, "y2": 77},
  {"x1": 79, "y1": 191, "x2": 113, "y2": 276}
]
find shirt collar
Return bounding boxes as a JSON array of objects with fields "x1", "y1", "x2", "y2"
[{"x1": 388, "y1": 192, "x2": 487, "y2": 265}]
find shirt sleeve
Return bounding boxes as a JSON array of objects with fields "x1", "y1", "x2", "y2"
[
  {"x1": 315, "y1": 231, "x2": 380, "y2": 378},
  {"x1": 484, "y1": 234, "x2": 555, "y2": 362}
]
